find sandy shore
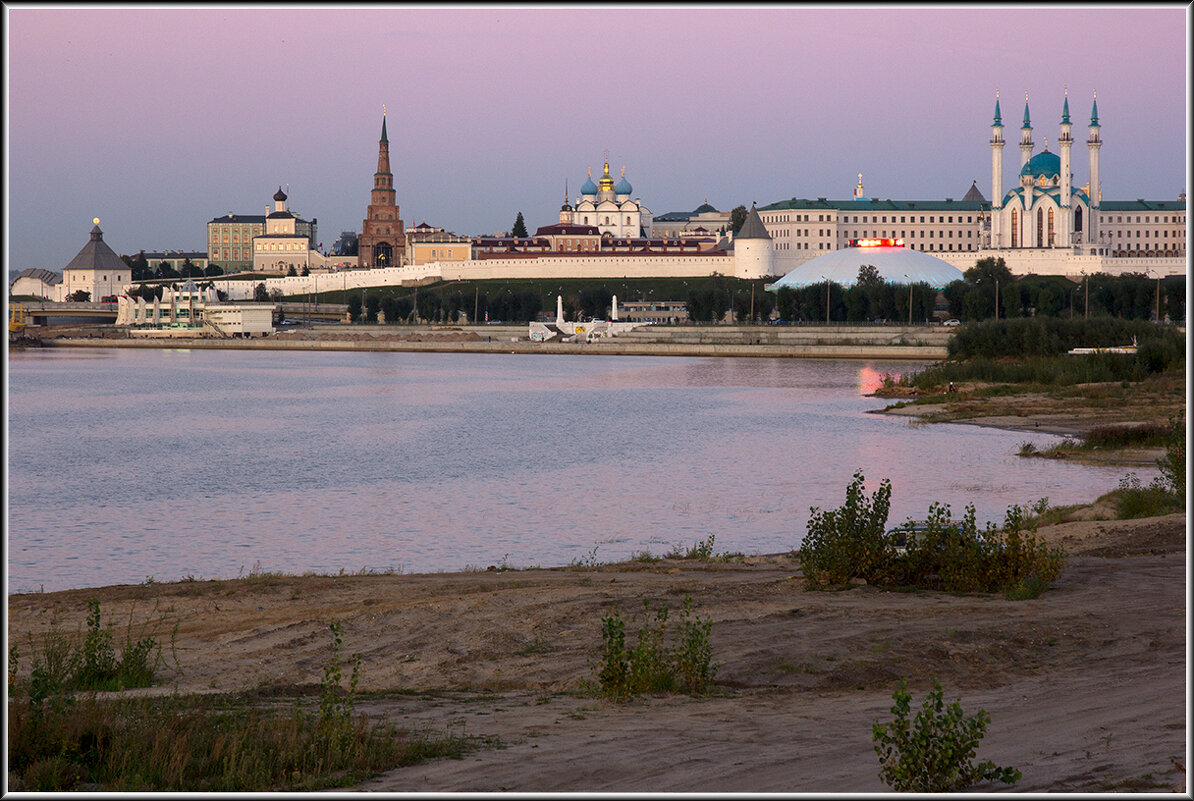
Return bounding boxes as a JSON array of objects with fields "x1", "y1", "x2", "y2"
[{"x1": 7, "y1": 512, "x2": 1186, "y2": 793}]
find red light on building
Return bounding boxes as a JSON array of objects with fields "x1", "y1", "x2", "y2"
[{"x1": 850, "y1": 238, "x2": 904, "y2": 248}]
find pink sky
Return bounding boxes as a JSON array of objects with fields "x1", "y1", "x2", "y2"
[{"x1": 5, "y1": 5, "x2": 1188, "y2": 269}]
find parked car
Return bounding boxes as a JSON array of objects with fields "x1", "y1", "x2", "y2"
[{"x1": 942, "y1": 318, "x2": 960, "y2": 327}]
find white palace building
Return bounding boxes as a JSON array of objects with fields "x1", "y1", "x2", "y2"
[{"x1": 758, "y1": 91, "x2": 1185, "y2": 280}]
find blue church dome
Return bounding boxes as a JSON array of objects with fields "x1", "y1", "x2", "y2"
[
  {"x1": 1020, "y1": 149, "x2": 1061, "y2": 179},
  {"x1": 580, "y1": 174, "x2": 598, "y2": 196},
  {"x1": 615, "y1": 176, "x2": 632, "y2": 195}
]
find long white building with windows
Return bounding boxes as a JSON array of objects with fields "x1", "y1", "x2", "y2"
[{"x1": 758, "y1": 91, "x2": 1185, "y2": 279}]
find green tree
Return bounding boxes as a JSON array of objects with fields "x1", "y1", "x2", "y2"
[
  {"x1": 511, "y1": 212, "x2": 528, "y2": 238},
  {"x1": 156, "y1": 261, "x2": 179, "y2": 280},
  {"x1": 964, "y1": 256, "x2": 1013, "y2": 287},
  {"x1": 204, "y1": 264, "x2": 224, "y2": 277},
  {"x1": 180, "y1": 258, "x2": 203, "y2": 278},
  {"x1": 300, "y1": 265, "x2": 310, "y2": 277},
  {"x1": 729, "y1": 205, "x2": 748, "y2": 234},
  {"x1": 287, "y1": 265, "x2": 298, "y2": 277},
  {"x1": 253, "y1": 282, "x2": 269, "y2": 302},
  {"x1": 856, "y1": 263, "x2": 883, "y2": 287},
  {"x1": 347, "y1": 294, "x2": 363, "y2": 320},
  {"x1": 124, "y1": 251, "x2": 151, "y2": 282},
  {"x1": 66, "y1": 289, "x2": 91, "y2": 302}
]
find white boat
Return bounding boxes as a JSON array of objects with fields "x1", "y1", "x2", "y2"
[{"x1": 1067, "y1": 336, "x2": 1138, "y2": 355}]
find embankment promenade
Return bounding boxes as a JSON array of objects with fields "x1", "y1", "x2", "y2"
[{"x1": 25, "y1": 323, "x2": 953, "y2": 360}]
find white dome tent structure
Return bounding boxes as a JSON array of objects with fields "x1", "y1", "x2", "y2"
[{"x1": 768, "y1": 238, "x2": 965, "y2": 290}]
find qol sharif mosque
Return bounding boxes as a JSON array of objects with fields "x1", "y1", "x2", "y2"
[
  {"x1": 989, "y1": 90, "x2": 1102, "y2": 251},
  {"x1": 760, "y1": 90, "x2": 1185, "y2": 279}
]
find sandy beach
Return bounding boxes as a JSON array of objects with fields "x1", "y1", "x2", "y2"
[{"x1": 7, "y1": 509, "x2": 1186, "y2": 793}]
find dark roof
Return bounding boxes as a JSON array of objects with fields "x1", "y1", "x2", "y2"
[
  {"x1": 736, "y1": 206, "x2": 772, "y2": 240},
  {"x1": 64, "y1": 224, "x2": 127, "y2": 272},
  {"x1": 143, "y1": 251, "x2": 207, "y2": 260},
  {"x1": 1099, "y1": 200, "x2": 1187, "y2": 211},
  {"x1": 693, "y1": 202, "x2": 719, "y2": 213},
  {"x1": 15, "y1": 268, "x2": 61, "y2": 285},
  {"x1": 962, "y1": 181, "x2": 987, "y2": 203},
  {"x1": 534, "y1": 223, "x2": 601, "y2": 236},
  {"x1": 759, "y1": 197, "x2": 990, "y2": 212},
  {"x1": 209, "y1": 214, "x2": 266, "y2": 224},
  {"x1": 273, "y1": 187, "x2": 288, "y2": 201}
]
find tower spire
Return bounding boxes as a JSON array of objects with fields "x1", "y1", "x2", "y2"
[{"x1": 380, "y1": 105, "x2": 388, "y2": 143}]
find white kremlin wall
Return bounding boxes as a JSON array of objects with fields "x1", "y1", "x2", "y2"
[{"x1": 207, "y1": 250, "x2": 762, "y2": 299}]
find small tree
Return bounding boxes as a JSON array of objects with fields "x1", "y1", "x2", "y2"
[
  {"x1": 1156, "y1": 411, "x2": 1185, "y2": 500},
  {"x1": 874, "y1": 679, "x2": 1021, "y2": 792},
  {"x1": 511, "y1": 212, "x2": 528, "y2": 238},
  {"x1": 856, "y1": 264, "x2": 883, "y2": 287},
  {"x1": 253, "y1": 283, "x2": 269, "y2": 302},
  {"x1": 729, "y1": 205, "x2": 748, "y2": 234},
  {"x1": 66, "y1": 290, "x2": 91, "y2": 302},
  {"x1": 287, "y1": 265, "x2": 298, "y2": 277}
]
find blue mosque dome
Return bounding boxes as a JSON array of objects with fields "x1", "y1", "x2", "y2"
[{"x1": 1020, "y1": 149, "x2": 1061, "y2": 179}]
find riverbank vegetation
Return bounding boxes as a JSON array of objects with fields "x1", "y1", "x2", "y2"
[
  {"x1": 798, "y1": 471, "x2": 1066, "y2": 598},
  {"x1": 7, "y1": 615, "x2": 486, "y2": 791}
]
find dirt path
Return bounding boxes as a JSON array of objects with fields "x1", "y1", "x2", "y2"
[{"x1": 7, "y1": 513, "x2": 1186, "y2": 792}]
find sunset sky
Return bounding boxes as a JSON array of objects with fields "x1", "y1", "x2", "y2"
[{"x1": 5, "y1": 4, "x2": 1188, "y2": 270}]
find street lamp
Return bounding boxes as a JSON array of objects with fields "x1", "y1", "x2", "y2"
[{"x1": 1147, "y1": 269, "x2": 1162, "y2": 322}]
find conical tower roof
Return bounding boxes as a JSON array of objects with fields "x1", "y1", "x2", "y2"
[
  {"x1": 736, "y1": 204, "x2": 772, "y2": 240},
  {"x1": 962, "y1": 181, "x2": 987, "y2": 202},
  {"x1": 64, "y1": 221, "x2": 125, "y2": 272}
]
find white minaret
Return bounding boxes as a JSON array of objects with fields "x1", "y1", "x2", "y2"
[
  {"x1": 1058, "y1": 88, "x2": 1073, "y2": 247},
  {"x1": 990, "y1": 90, "x2": 1005, "y2": 248},
  {"x1": 1087, "y1": 91, "x2": 1102, "y2": 247},
  {"x1": 1019, "y1": 92, "x2": 1034, "y2": 170}
]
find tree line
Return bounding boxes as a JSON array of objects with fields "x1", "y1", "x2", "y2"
[{"x1": 773, "y1": 258, "x2": 1185, "y2": 324}]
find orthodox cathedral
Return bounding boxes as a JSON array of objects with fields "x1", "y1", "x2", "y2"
[{"x1": 563, "y1": 158, "x2": 653, "y2": 238}]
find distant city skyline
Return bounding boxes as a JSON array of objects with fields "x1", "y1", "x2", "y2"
[{"x1": 5, "y1": 4, "x2": 1188, "y2": 271}]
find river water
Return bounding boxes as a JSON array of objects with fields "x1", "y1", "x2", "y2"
[{"x1": 6, "y1": 347, "x2": 1146, "y2": 593}]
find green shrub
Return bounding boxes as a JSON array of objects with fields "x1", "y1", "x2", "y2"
[
  {"x1": 799, "y1": 470, "x2": 893, "y2": 587},
  {"x1": 799, "y1": 474, "x2": 1065, "y2": 596},
  {"x1": 1111, "y1": 473, "x2": 1184, "y2": 519},
  {"x1": 873, "y1": 679, "x2": 1021, "y2": 792},
  {"x1": 595, "y1": 597, "x2": 716, "y2": 700},
  {"x1": 1155, "y1": 411, "x2": 1185, "y2": 500}
]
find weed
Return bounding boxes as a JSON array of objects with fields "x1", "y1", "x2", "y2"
[
  {"x1": 873, "y1": 679, "x2": 1021, "y2": 792},
  {"x1": 594, "y1": 597, "x2": 716, "y2": 700},
  {"x1": 1110, "y1": 473, "x2": 1184, "y2": 519},
  {"x1": 569, "y1": 545, "x2": 602, "y2": 569}
]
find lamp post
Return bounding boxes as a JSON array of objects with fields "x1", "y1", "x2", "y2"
[{"x1": 1147, "y1": 269, "x2": 1161, "y2": 322}]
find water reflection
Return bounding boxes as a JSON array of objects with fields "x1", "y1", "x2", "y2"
[{"x1": 7, "y1": 348, "x2": 1147, "y2": 592}]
